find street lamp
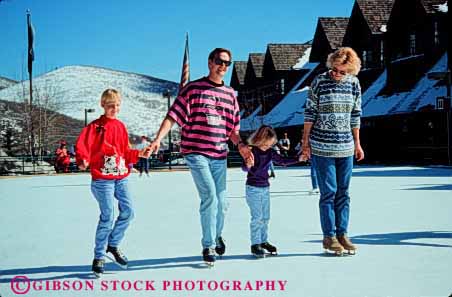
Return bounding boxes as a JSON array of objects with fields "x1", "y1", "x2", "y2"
[
  {"x1": 162, "y1": 89, "x2": 172, "y2": 170},
  {"x1": 84, "y1": 108, "x2": 95, "y2": 126}
]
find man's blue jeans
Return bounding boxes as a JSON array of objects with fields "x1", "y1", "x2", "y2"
[
  {"x1": 245, "y1": 185, "x2": 270, "y2": 245},
  {"x1": 312, "y1": 155, "x2": 353, "y2": 237},
  {"x1": 185, "y1": 154, "x2": 227, "y2": 249},
  {"x1": 91, "y1": 178, "x2": 134, "y2": 260}
]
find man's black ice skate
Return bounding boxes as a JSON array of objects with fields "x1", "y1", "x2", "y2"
[
  {"x1": 251, "y1": 244, "x2": 266, "y2": 259},
  {"x1": 202, "y1": 248, "x2": 216, "y2": 267},
  {"x1": 106, "y1": 246, "x2": 128, "y2": 269},
  {"x1": 215, "y1": 237, "x2": 226, "y2": 256},
  {"x1": 92, "y1": 259, "x2": 105, "y2": 278},
  {"x1": 261, "y1": 242, "x2": 278, "y2": 255}
]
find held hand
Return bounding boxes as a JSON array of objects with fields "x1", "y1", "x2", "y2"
[
  {"x1": 139, "y1": 147, "x2": 152, "y2": 158},
  {"x1": 245, "y1": 158, "x2": 253, "y2": 169},
  {"x1": 78, "y1": 160, "x2": 89, "y2": 171},
  {"x1": 238, "y1": 143, "x2": 254, "y2": 167},
  {"x1": 300, "y1": 144, "x2": 311, "y2": 162},
  {"x1": 355, "y1": 144, "x2": 365, "y2": 161},
  {"x1": 148, "y1": 140, "x2": 161, "y2": 155}
]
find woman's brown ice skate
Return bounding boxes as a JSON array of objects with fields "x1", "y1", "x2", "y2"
[
  {"x1": 323, "y1": 236, "x2": 344, "y2": 256},
  {"x1": 337, "y1": 234, "x2": 357, "y2": 255}
]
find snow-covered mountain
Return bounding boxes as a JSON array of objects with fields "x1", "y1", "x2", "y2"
[
  {"x1": 0, "y1": 76, "x2": 17, "y2": 90},
  {"x1": 0, "y1": 66, "x2": 179, "y2": 138}
]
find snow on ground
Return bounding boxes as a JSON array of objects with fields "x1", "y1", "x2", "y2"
[{"x1": 1, "y1": 166, "x2": 452, "y2": 297}]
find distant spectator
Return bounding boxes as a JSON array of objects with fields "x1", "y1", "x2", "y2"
[
  {"x1": 136, "y1": 136, "x2": 150, "y2": 177},
  {"x1": 55, "y1": 140, "x2": 70, "y2": 173},
  {"x1": 278, "y1": 132, "x2": 290, "y2": 157}
]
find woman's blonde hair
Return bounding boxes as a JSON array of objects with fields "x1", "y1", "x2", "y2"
[
  {"x1": 100, "y1": 88, "x2": 121, "y2": 106},
  {"x1": 326, "y1": 47, "x2": 361, "y2": 76},
  {"x1": 248, "y1": 125, "x2": 277, "y2": 147}
]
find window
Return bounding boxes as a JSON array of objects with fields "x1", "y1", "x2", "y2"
[
  {"x1": 434, "y1": 22, "x2": 439, "y2": 46},
  {"x1": 380, "y1": 40, "x2": 384, "y2": 66},
  {"x1": 409, "y1": 33, "x2": 416, "y2": 55},
  {"x1": 363, "y1": 50, "x2": 373, "y2": 68},
  {"x1": 280, "y1": 79, "x2": 285, "y2": 95},
  {"x1": 362, "y1": 50, "x2": 367, "y2": 68},
  {"x1": 436, "y1": 97, "x2": 444, "y2": 109}
]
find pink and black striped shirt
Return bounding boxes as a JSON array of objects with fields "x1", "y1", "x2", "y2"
[{"x1": 167, "y1": 77, "x2": 240, "y2": 159}]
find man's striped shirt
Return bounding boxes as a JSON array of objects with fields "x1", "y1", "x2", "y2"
[
  {"x1": 304, "y1": 72, "x2": 362, "y2": 158},
  {"x1": 167, "y1": 77, "x2": 240, "y2": 159}
]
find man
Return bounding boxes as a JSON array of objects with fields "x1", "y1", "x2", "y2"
[{"x1": 148, "y1": 48, "x2": 253, "y2": 266}]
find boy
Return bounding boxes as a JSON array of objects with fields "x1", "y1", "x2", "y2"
[{"x1": 76, "y1": 89, "x2": 150, "y2": 277}]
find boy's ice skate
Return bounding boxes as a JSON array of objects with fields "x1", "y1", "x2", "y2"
[
  {"x1": 322, "y1": 236, "x2": 344, "y2": 256},
  {"x1": 338, "y1": 234, "x2": 357, "y2": 255},
  {"x1": 106, "y1": 246, "x2": 128, "y2": 269},
  {"x1": 202, "y1": 248, "x2": 216, "y2": 267},
  {"x1": 215, "y1": 236, "x2": 226, "y2": 257},
  {"x1": 251, "y1": 244, "x2": 266, "y2": 259},
  {"x1": 92, "y1": 259, "x2": 105, "y2": 278},
  {"x1": 261, "y1": 242, "x2": 278, "y2": 256}
]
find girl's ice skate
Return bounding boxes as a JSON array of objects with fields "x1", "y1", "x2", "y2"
[
  {"x1": 261, "y1": 242, "x2": 278, "y2": 256},
  {"x1": 215, "y1": 236, "x2": 226, "y2": 257},
  {"x1": 338, "y1": 234, "x2": 357, "y2": 255},
  {"x1": 251, "y1": 244, "x2": 266, "y2": 258},
  {"x1": 202, "y1": 248, "x2": 216, "y2": 267},
  {"x1": 322, "y1": 236, "x2": 344, "y2": 256}
]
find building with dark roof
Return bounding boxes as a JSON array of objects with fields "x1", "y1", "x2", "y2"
[
  {"x1": 309, "y1": 17, "x2": 349, "y2": 64},
  {"x1": 343, "y1": 0, "x2": 394, "y2": 91}
]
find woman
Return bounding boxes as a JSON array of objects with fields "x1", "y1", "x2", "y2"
[{"x1": 301, "y1": 47, "x2": 364, "y2": 255}]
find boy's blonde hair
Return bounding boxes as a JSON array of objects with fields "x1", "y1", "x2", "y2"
[
  {"x1": 248, "y1": 125, "x2": 277, "y2": 147},
  {"x1": 100, "y1": 88, "x2": 121, "y2": 107},
  {"x1": 326, "y1": 47, "x2": 361, "y2": 76}
]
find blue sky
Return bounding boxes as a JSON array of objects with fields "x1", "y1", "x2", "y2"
[{"x1": 0, "y1": 0, "x2": 354, "y2": 84}]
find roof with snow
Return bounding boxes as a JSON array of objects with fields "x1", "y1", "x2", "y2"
[
  {"x1": 249, "y1": 53, "x2": 265, "y2": 78},
  {"x1": 362, "y1": 53, "x2": 448, "y2": 117},
  {"x1": 240, "y1": 62, "x2": 319, "y2": 131},
  {"x1": 267, "y1": 44, "x2": 311, "y2": 71},
  {"x1": 319, "y1": 17, "x2": 349, "y2": 49},
  {"x1": 356, "y1": 0, "x2": 394, "y2": 33},
  {"x1": 241, "y1": 53, "x2": 448, "y2": 130},
  {"x1": 421, "y1": 0, "x2": 448, "y2": 13}
]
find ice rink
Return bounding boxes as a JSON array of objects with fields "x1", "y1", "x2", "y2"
[{"x1": 1, "y1": 166, "x2": 451, "y2": 297}]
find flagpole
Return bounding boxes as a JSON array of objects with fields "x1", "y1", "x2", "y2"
[{"x1": 27, "y1": 9, "x2": 35, "y2": 160}]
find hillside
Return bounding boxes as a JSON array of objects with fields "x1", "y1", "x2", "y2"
[{"x1": 0, "y1": 65, "x2": 179, "y2": 138}]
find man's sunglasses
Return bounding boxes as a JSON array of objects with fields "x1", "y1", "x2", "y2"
[
  {"x1": 331, "y1": 67, "x2": 347, "y2": 76},
  {"x1": 214, "y1": 58, "x2": 232, "y2": 67}
]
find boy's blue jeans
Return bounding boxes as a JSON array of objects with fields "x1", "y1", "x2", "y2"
[
  {"x1": 312, "y1": 155, "x2": 353, "y2": 237},
  {"x1": 91, "y1": 178, "x2": 134, "y2": 260},
  {"x1": 185, "y1": 154, "x2": 227, "y2": 249},
  {"x1": 245, "y1": 185, "x2": 270, "y2": 245}
]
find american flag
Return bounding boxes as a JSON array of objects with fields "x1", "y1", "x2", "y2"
[{"x1": 179, "y1": 33, "x2": 190, "y2": 90}]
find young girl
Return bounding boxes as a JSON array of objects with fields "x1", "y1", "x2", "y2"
[{"x1": 243, "y1": 125, "x2": 300, "y2": 258}]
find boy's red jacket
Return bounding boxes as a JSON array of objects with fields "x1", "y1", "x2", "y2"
[{"x1": 76, "y1": 115, "x2": 139, "y2": 180}]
